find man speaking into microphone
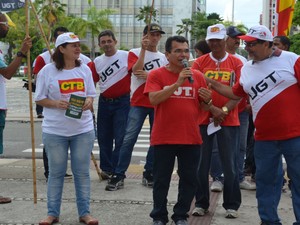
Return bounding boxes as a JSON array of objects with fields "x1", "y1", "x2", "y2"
[{"x1": 144, "y1": 36, "x2": 210, "y2": 225}]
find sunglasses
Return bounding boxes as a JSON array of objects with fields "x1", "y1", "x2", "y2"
[
  {"x1": 244, "y1": 41, "x2": 259, "y2": 48},
  {"x1": 0, "y1": 22, "x2": 8, "y2": 27}
]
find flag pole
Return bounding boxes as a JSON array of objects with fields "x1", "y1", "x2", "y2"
[
  {"x1": 25, "y1": 0, "x2": 37, "y2": 204},
  {"x1": 28, "y1": 0, "x2": 52, "y2": 55},
  {"x1": 147, "y1": 0, "x2": 155, "y2": 33}
]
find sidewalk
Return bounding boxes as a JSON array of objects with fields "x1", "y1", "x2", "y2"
[
  {"x1": 2, "y1": 77, "x2": 296, "y2": 225},
  {"x1": 0, "y1": 157, "x2": 295, "y2": 225}
]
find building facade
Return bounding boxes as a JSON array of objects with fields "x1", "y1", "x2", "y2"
[{"x1": 60, "y1": 0, "x2": 205, "y2": 52}]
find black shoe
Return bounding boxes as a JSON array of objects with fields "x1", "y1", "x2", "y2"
[
  {"x1": 37, "y1": 114, "x2": 44, "y2": 118},
  {"x1": 142, "y1": 171, "x2": 153, "y2": 187},
  {"x1": 152, "y1": 220, "x2": 165, "y2": 225},
  {"x1": 105, "y1": 175, "x2": 124, "y2": 191}
]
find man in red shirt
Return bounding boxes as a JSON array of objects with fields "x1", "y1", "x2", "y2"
[
  {"x1": 145, "y1": 35, "x2": 208, "y2": 225},
  {"x1": 192, "y1": 24, "x2": 242, "y2": 219}
]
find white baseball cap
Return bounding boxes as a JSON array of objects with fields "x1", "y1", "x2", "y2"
[
  {"x1": 55, "y1": 32, "x2": 80, "y2": 48},
  {"x1": 238, "y1": 25, "x2": 273, "y2": 42},
  {"x1": 205, "y1": 24, "x2": 226, "y2": 41}
]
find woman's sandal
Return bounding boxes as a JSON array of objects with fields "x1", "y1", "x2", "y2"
[
  {"x1": 79, "y1": 215, "x2": 99, "y2": 225},
  {"x1": 38, "y1": 216, "x2": 59, "y2": 225}
]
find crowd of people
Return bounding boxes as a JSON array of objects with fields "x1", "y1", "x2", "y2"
[{"x1": 0, "y1": 10, "x2": 299, "y2": 225}]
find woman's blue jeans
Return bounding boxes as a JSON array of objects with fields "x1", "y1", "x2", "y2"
[
  {"x1": 255, "y1": 137, "x2": 300, "y2": 225},
  {"x1": 43, "y1": 130, "x2": 95, "y2": 217}
]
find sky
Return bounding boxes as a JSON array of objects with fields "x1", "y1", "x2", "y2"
[{"x1": 206, "y1": 0, "x2": 263, "y2": 29}]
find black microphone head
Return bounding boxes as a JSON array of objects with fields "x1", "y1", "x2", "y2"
[{"x1": 182, "y1": 59, "x2": 189, "y2": 68}]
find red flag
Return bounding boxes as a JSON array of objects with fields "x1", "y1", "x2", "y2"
[{"x1": 275, "y1": 0, "x2": 295, "y2": 36}]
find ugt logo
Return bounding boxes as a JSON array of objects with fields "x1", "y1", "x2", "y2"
[
  {"x1": 101, "y1": 60, "x2": 120, "y2": 82},
  {"x1": 248, "y1": 71, "x2": 276, "y2": 100}
]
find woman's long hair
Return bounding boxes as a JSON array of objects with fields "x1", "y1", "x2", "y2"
[{"x1": 52, "y1": 43, "x2": 81, "y2": 71}]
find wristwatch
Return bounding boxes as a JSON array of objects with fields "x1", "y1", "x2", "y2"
[
  {"x1": 222, "y1": 106, "x2": 229, "y2": 113},
  {"x1": 17, "y1": 51, "x2": 26, "y2": 58}
]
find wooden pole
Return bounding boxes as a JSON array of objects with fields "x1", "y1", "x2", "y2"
[
  {"x1": 28, "y1": 0, "x2": 52, "y2": 55},
  {"x1": 91, "y1": 152, "x2": 102, "y2": 181},
  {"x1": 147, "y1": 0, "x2": 155, "y2": 33},
  {"x1": 25, "y1": 0, "x2": 37, "y2": 204}
]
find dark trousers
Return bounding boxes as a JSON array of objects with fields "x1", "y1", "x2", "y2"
[
  {"x1": 36, "y1": 104, "x2": 43, "y2": 115},
  {"x1": 150, "y1": 144, "x2": 200, "y2": 224},
  {"x1": 43, "y1": 147, "x2": 49, "y2": 179}
]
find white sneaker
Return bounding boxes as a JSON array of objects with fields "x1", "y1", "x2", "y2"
[
  {"x1": 240, "y1": 180, "x2": 256, "y2": 190},
  {"x1": 210, "y1": 180, "x2": 223, "y2": 192},
  {"x1": 192, "y1": 207, "x2": 209, "y2": 216},
  {"x1": 225, "y1": 209, "x2": 238, "y2": 218}
]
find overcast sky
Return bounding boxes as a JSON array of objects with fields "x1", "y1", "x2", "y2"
[{"x1": 206, "y1": 0, "x2": 263, "y2": 29}]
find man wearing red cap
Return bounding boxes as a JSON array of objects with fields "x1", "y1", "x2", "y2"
[{"x1": 203, "y1": 24, "x2": 300, "y2": 225}]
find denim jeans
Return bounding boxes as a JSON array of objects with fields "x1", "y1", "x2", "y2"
[
  {"x1": 255, "y1": 137, "x2": 300, "y2": 225},
  {"x1": 115, "y1": 106, "x2": 154, "y2": 177},
  {"x1": 150, "y1": 145, "x2": 200, "y2": 224},
  {"x1": 238, "y1": 111, "x2": 249, "y2": 181},
  {"x1": 0, "y1": 110, "x2": 5, "y2": 155},
  {"x1": 195, "y1": 125, "x2": 241, "y2": 210},
  {"x1": 36, "y1": 104, "x2": 43, "y2": 115},
  {"x1": 210, "y1": 111, "x2": 249, "y2": 183},
  {"x1": 210, "y1": 136, "x2": 223, "y2": 182},
  {"x1": 43, "y1": 130, "x2": 95, "y2": 217},
  {"x1": 97, "y1": 94, "x2": 130, "y2": 173}
]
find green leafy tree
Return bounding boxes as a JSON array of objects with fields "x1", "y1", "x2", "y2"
[
  {"x1": 135, "y1": 5, "x2": 159, "y2": 24},
  {"x1": 292, "y1": 0, "x2": 300, "y2": 26},
  {"x1": 176, "y1": 18, "x2": 194, "y2": 38},
  {"x1": 289, "y1": 34, "x2": 300, "y2": 54},
  {"x1": 35, "y1": 0, "x2": 67, "y2": 41},
  {"x1": 65, "y1": 6, "x2": 113, "y2": 59}
]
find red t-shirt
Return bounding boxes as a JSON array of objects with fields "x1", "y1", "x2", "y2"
[
  {"x1": 144, "y1": 67, "x2": 207, "y2": 145},
  {"x1": 192, "y1": 52, "x2": 242, "y2": 126}
]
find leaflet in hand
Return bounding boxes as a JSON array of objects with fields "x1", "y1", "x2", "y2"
[{"x1": 65, "y1": 94, "x2": 86, "y2": 119}]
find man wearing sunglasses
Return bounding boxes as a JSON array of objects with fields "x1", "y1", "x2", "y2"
[
  {"x1": 202, "y1": 25, "x2": 300, "y2": 225},
  {"x1": 0, "y1": 13, "x2": 32, "y2": 204}
]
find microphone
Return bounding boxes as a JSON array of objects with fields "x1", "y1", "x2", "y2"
[{"x1": 182, "y1": 59, "x2": 194, "y2": 83}]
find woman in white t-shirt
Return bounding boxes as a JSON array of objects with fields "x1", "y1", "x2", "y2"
[{"x1": 35, "y1": 33, "x2": 98, "y2": 225}]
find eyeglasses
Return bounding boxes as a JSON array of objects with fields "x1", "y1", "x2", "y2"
[
  {"x1": 244, "y1": 41, "x2": 259, "y2": 48},
  {"x1": 173, "y1": 49, "x2": 190, "y2": 54},
  {"x1": 0, "y1": 22, "x2": 8, "y2": 27}
]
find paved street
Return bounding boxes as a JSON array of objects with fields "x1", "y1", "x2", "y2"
[{"x1": 0, "y1": 78, "x2": 297, "y2": 225}]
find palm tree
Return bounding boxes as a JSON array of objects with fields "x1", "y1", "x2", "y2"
[
  {"x1": 35, "y1": 0, "x2": 67, "y2": 41},
  {"x1": 135, "y1": 5, "x2": 159, "y2": 24},
  {"x1": 66, "y1": 6, "x2": 114, "y2": 60}
]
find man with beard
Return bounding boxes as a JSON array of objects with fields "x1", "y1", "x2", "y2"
[
  {"x1": 202, "y1": 24, "x2": 300, "y2": 225},
  {"x1": 0, "y1": 13, "x2": 32, "y2": 203}
]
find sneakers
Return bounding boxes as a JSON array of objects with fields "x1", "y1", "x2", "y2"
[
  {"x1": 175, "y1": 219, "x2": 188, "y2": 225},
  {"x1": 105, "y1": 175, "x2": 124, "y2": 191},
  {"x1": 100, "y1": 171, "x2": 112, "y2": 180},
  {"x1": 142, "y1": 171, "x2": 153, "y2": 187},
  {"x1": 192, "y1": 207, "x2": 209, "y2": 216},
  {"x1": 225, "y1": 209, "x2": 238, "y2": 218},
  {"x1": 152, "y1": 220, "x2": 165, "y2": 225},
  {"x1": 240, "y1": 180, "x2": 256, "y2": 190},
  {"x1": 210, "y1": 180, "x2": 223, "y2": 192}
]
